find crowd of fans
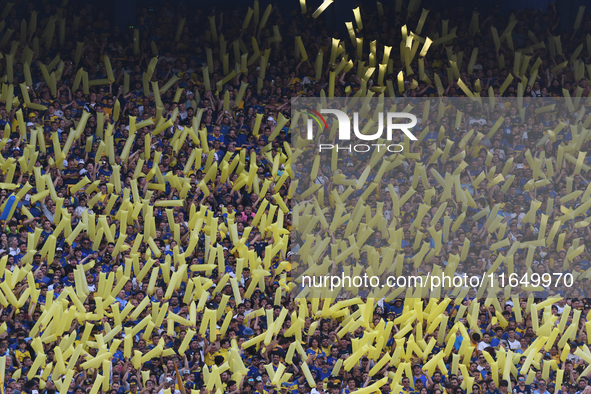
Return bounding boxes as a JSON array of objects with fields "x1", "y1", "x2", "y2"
[{"x1": 0, "y1": 2, "x2": 591, "y2": 394}]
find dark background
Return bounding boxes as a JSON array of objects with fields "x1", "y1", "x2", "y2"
[{"x1": 111, "y1": 0, "x2": 588, "y2": 39}]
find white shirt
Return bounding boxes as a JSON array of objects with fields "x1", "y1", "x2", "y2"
[
  {"x1": 75, "y1": 206, "x2": 94, "y2": 217},
  {"x1": 507, "y1": 338, "x2": 520, "y2": 349},
  {"x1": 556, "y1": 304, "x2": 565, "y2": 314},
  {"x1": 509, "y1": 212, "x2": 525, "y2": 228},
  {"x1": 138, "y1": 105, "x2": 149, "y2": 117},
  {"x1": 566, "y1": 353, "x2": 582, "y2": 363},
  {"x1": 159, "y1": 389, "x2": 181, "y2": 394},
  {"x1": 469, "y1": 117, "x2": 487, "y2": 126}
]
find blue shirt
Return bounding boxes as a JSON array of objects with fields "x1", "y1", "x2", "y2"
[
  {"x1": 316, "y1": 367, "x2": 331, "y2": 380},
  {"x1": 208, "y1": 134, "x2": 224, "y2": 144}
]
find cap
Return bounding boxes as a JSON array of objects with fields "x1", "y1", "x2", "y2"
[
  {"x1": 27, "y1": 122, "x2": 34, "y2": 127},
  {"x1": 281, "y1": 383, "x2": 290, "y2": 389},
  {"x1": 516, "y1": 164, "x2": 524, "y2": 169},
  {"x1": 29, "y1": 113, "x2": 36, "y2": 118},
  {"x1": 243, "y1": 327, "x2": 254, "y2": 336}
]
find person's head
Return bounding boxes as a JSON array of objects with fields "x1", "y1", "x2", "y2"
[
  {"x1": 494, "y1": 327, "x2": 503, "y2": 337},
  {"x1": 413, "y1": 364, "x2": 421, "y2": 375},
  {"x1": 402, "y1": 377, "x2": 410, "y2": 387}
]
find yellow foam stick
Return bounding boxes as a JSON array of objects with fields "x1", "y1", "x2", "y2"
[
  {"x1": 259, "y1": 4, "x2": 272, "y2": 28},
  {"x1": 498, "y1": 74, "x2": 514, "y2": 95},
  {"x1": 155, "y1": 199, "x2": 184, "y2": 207},
  {"x1": 558, "y1": 319, "x2": 577, "y2": 354},
  {"x1": 79, "y1": 351, "x2": 111, "y2": 370},
  {"x1": 273, "y1": 193, "x2": 289, "y2": 214},
  {"x1": 299, "y1": 0, "x2": 307, "y2": 13},
  {"x1": 218, "y1": 311, "x2": 233, "y2": 336},
  {"x1": 242, "y1": 7, "x2": 254, "y2": 28},
  {"x1": 457, "y1": 79, "x2": 474, "y2": 97},
  {"x1": 146, "y1": 237, "x2": 161, "y2": 258},
  {"x1": 101, "y1": 55, "x2": 115, "y2": 83},
  {"x1": 352, "y1": 7, "x2": 363, "y2": 31},
  {"x1": 559, "y1": 343, "x2": 570, "y2": 362},
  {"x1": 549, "y1": 60, "x2": 568, "y2": 74},
  {"x1": 129, "y1": 296, "x2": 150, "y2": 321},
  {"x1": 160, "y1": 75, "x2": 180, "y2": 95},
  {"x1": 26, "y1": 353, "x2": 46, "y2": 379},
  {"x1": 178, "y1": 328, "x2": 196, "y2": 355},
  {"x1": 295, "y1": 36, "x2": 308, "y2": 61},
  {"x1": 59, "y1": 369, "x2": 75, "y2": 394},
  {"x1": 369, "y1": 353, "x2": 391, "y2": 376},
  {"x1": 312, "y1": 0, "x2": 333, "y2": 18}
]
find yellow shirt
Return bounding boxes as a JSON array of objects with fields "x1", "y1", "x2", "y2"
[
  {"x1": 15, "y1": 349, "x2": 31, "y2": 363},
  {"x1": 204, "y1": 351, "x2": 216, "y2": 367},
  {"x1": 212, "y1": 348, "x2": 230, "y2": 363}
]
